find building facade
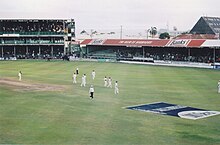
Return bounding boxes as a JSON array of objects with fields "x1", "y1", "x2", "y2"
[{"x1": 0, "y1": 19, "x2": 76, "y2": 59}]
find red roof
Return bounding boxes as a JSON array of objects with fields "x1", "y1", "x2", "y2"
[
  {"x1": 80, "y1": 39, "x2": 220, "y2": 48},
  {"x1": 187, "y1": 40, "x2": 206, "y2": 47},
  {"x1": 81, "y1": 39, "x2": 170, "y2": 47},
  {"x1": 80, "y1": 39, "x2": 93, "y2": 45}
]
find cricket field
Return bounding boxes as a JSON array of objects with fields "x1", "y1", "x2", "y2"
[{"x1": 0, "y1": 60, "x2": 220, "y2": 145}]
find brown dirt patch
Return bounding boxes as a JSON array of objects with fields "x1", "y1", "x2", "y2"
[{"x1": 0, "y1": 78, "x2": 66, "y2": 92}]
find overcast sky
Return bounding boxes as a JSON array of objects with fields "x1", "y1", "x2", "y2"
[{"x1": 0, "y1": 0, "x2": 219, "y2": 37}]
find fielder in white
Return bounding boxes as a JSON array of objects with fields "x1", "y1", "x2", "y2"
[
  {"x1": 18, "y1": 71, "x2": 22, "y2": 81},
  {"x1": 81, "y1": 74, "x2": 86, "y2": 87},
  {"x1": 218, "y1": 80, "x2": 220, "y2": 93},
  {"x1": 72, "y1": 72, "x2": 77, "y2": 84},
  {"x1": 91, "y1": 70, "x2": 96, "y2": 80},
  {"x1": 107, "y1": 77, "x2": 112, "y2": 88},
  {"x1": 114, "y1": 81, "x2": 119, "y2": 94},
  {"x1": 104, "y1": 76, "x2": 107, "y2": 87}
]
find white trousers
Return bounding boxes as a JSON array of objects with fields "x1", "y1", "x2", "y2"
[{"x1": 115, "y1": 87, "x2": 119, "y2": 94}]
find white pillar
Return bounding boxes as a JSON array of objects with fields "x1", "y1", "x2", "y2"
[
  {"x1": 26, "y1": 46, "x2": 28, "y2": 54},
  {"x1": 213, "y1": 48, "x2": 216, "y2": 63},
  {"x1": 188, "y1": 48, "x2": 191, "y2": 62},
  {"x1": 1, "y1": 47, "x2": 3, "y2": 58},
  {"x1": 39, "y1": 46, "x2": 41, "y2": 55},
  {"x1": 51, "y1": 46, "x2": 54, "y2": 57},
  {"x1": 14, "y1": 46, "x2": 16, "y2": 56}
]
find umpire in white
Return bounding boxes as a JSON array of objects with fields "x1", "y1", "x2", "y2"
[{"x1": 89, "y1": 85, "x2": 95, "y2": 99}]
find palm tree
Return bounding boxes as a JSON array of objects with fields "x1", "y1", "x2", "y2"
[
  {"x1": 80, "y1": 29, "x2": 97, "y2": 38},
  {"x1": 149, "y1": 27, "x2": 157, "y2": 38}
]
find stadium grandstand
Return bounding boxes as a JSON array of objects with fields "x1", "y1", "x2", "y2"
[
  {"x1": 1, "y1": 16, "x2": 220, "y2": 65},
  {"x1": 80, "y1": 39, "x2": 220, "y2": 64},
  {"x1": 80, "y1": 16, "x2": 220, "y2": 66},
  {"x1": 0, "y1": 19, "x2": 79, "y2": 60}
]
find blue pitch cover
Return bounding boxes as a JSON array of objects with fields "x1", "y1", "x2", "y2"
[{"x1": 126, "y1": 102, "x2": 220, "y2": 120}]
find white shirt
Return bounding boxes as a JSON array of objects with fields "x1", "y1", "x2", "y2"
[
  {"x1": 82, "y1": 76, "x2": 85, "y2": 82},
  {"x1": 18, "y1": 72, "x2": 22, "y2": 77},
  {"x1": 108, "y1": 79, "x2": 112, "y2": 85},
  {"x1": 92, "y1": 71, "x2": 95, "y2": 78},
  {"x1": 89, "y1": 87, "x2": 94, "y2": 93},
  {"x1": 84, "y1": 75, "x2": 86, "y2": 82},
  {"x1": 115, "y1": 82, "x2": 118, "y2": 88}
]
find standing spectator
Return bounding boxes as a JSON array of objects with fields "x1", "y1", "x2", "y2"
[
  {"x1": 89, "y1": 85, "x2": 94, "y2": 99},
  {"x1": 108, "y1": 77, "x2": 112, "y2": 88},
  {"x1": 114, "y1": 81, "x2": 119, "y2": 94},
  {"x1": 72, "y1": 72, "x2": 77, "y2": 84},
  {"x1": 91, "y1": 70, "x2": 96, "y2": 80},
  {"x1": 18, "y1": 71, "x2": 22, "y2": 81}
]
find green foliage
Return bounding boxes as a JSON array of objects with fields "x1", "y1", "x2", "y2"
[
  {"x1": 159, "y1": 32, "x2": 170, "y2": 39},
  {"x1": 0, "y1": 60, "x2": 220, "y2": 145}
]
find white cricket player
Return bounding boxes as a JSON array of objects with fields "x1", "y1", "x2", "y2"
[
  {"x1": 218, "y1": 80, "x2": 220, "y2": 93},
  {"x1": 91, "y1": 70, "x2": 96, "y2": 80},
  {"x1": 84, "y1": 74, "x2": 87, "y2": 86},
  {"x1": 18, "y1": 71, "x2": 22, "y2": 81},
  {"x1": 72, "y1": 72, "x2": 77, "y2": 84},
  {"x1": 89, "y1": 85, "x2": 94, "y2": 99},
  {"x1": 114, "y1": 81, "x2": 119, "y2": 94},
  {"x1": 107, "y1": 77, "x2": 112, "y2": 88},
  {"x1": 104, "y1": 76, "x2": 107, "y2": 87},
  {"x1": 81, "y1": 74, "x2": 86, "y2": 87}
]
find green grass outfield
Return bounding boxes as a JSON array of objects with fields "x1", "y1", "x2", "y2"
[{"x1": 0, "y1": 60, "x2": 220, "y2": 145}]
